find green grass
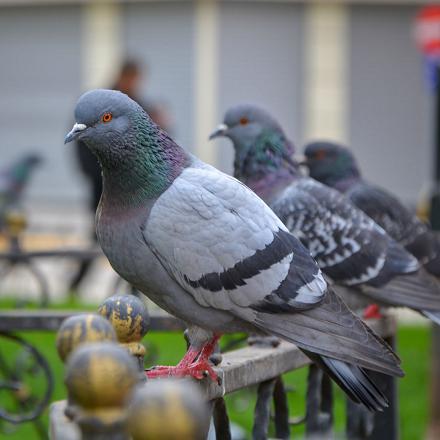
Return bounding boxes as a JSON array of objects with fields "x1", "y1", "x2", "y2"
[
  {"x1": 223, "y1": 325, "x2": 432, "y2": 439},
  {"x1": 0, "y1": 297, "x2": 97, "y2": 311},
  {"x1": 398, "y1": 326, "x2": 431, "y2": 440},
  {"x1": 0, "y1": 303, "x2": 432, "y2": 439}
]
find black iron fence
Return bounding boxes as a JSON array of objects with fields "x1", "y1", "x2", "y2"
[{"x1": 0, "y1": 300, "x2": 397, "y2": 440}]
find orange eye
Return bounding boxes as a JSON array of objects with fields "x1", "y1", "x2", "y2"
[
  {"x1": 102, "y1": 112, "x2": 112, "y2": 123},
  {"x1": 239, "y1": 117, "x2": 249, "y2": 126},
  {"x1": 315, "y1": 150, "x2": 326, "y2": 160}
]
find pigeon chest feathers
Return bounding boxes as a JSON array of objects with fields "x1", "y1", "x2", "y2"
[{"x1": 97, "y1": 203, "x2": 145, "y2": 281}]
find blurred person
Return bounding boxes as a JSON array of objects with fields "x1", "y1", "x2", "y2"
[{"x1": 69, "y1": 59, "x2": 172, "y2": 292}]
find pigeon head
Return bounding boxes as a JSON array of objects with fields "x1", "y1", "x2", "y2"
[
  {"x1": 11, "y1": 153, "x2": 43, "y2": 174},
  {"x1": 209, "y1": 104, "x2": 295, "y2": 180},
  {"x1": 65, "y1": 89, "x2": 142, "y2": 154},
  {"x1": 3, "y1": 153, "x2": 42, "y2": 199},
  {"x1": 22, "y1": 153, "x2": 42, "y2": 168},
  {"x1": 303, "y1": 141, "x2": 361, "y2": 187},
  {"x1": 11, "y1": 153, "x2": 42, "y2": 178},
  {"x1": 209, "y1": 105, "x2": 280, "y2": 146},
  {"x1": 65, "y1": 89, "x2": 187, "y2": 204}
]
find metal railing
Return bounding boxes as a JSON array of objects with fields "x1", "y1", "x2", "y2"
[{"x1": 39, "y1": 296, "x2": 397, "y2": 440}]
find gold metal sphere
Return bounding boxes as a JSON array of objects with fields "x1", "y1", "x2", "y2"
[
  {"x1": 56, "y1": 314, "x2": 117, "y2": 362},
  {"x1": 128, "y1": 379, "x2": 210, "y2": 440},
  {"x1": 98, "y1": 295, "x2": 150, "y2": 360},
  {"x1": 4, "y1": 210, "x2": 27, "y2": 236},
  {"x1": 98, "y1": 295, "x2": 150, "y2": 343},
  {"x1": 65, "y1": 342, "x2": 139, "y2": 411}
]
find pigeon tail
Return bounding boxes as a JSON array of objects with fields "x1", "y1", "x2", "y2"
[
  {"x1": 421, "y1": 310, "x2": 440, "y2": 326},
  {"x1": 310, "y1": 354, "x2": 388, "y2": 411},
  {"x1": 252, "y1": 288, "x2": 403, "y2": 380},
  {"x1": 361, "y1": 269, "x2": 440, "y2": 312}
]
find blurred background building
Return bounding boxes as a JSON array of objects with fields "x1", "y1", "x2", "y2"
[
  {"x1": 0, "y1": 0, "x2": 433, "y2": 223},
  {"x1": 0, "y1": 3, "x2": 437, "y2": 438}
]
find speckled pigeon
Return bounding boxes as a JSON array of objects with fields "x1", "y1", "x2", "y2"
[
  {"x1": 0, "y1": 153, "x2": 41, "y2": 219},
  {"x1": 210, "y1": 104, "x2": 440, "y2": 324},
  {"x1": 304, "y1": 141, "x2": 440, "y2": 280},
  {"x1": 65, "y1": 90, "x2": 403, "y2": 411}
]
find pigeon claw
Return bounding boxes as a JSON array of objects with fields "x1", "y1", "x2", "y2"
[
  {"x1": 363, "y1": 304, "x2": 382, "y2": 320},
  {"x1": 189, "y1": 359, "x2": 219, "y2": 382},
  {"x1": 145, "y1": 359, "x2": 220, "y2": 384},
  {"x1": 145, "y1": 334, "x2": 222, "y2": 384}
]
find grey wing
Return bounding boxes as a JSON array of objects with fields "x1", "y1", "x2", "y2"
[
  {"x1": 254, "y1": 287, "x2": 401, "y2": 376},
  {"x1": 143, "y1": 166, "x2": 326, "y2": 315},
  {"x1": 271, "y1": 178, "x2": 418, "y2": 287},
  {"x1": 348, "y1": 182, "x2": 440, "y2": 270},
  {"x1": 348, "y1": 182, "x2": 426, "y2": 245}
]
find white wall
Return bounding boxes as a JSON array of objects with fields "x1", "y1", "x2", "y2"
[
  {"x1": 0, "y1": 5, "x2": 83, "y2": 203},
  {"x1": 217, "y1": 1, "x2": 305, "y2": 174},
  {"x1": 0, "y1": 1, "x2": 433, "y2": 208},
  {"x1": 349, "y1": 5, "x2": 433, "y2": 204},
  {"x1": 122, "y1": 1, "x2": 195, "y2": 152}
]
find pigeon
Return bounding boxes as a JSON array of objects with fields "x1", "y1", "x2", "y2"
[
  {"x1": 303, "y1": 141, "x2": 440, "y2": 278},
  {"x1": 210, "y1": 104, "x2": 440, "y2": 324},
  {"x1": 65, "y1": 89, "x2": 403, "y2": 411},
  {"x1": 0, "y1": 153, "x2": 42, "y2": 219}
]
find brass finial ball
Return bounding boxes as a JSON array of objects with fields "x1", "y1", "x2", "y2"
[
  {"x1": 65, "y1": 342, "x2": 139, "y2": 411},
  {"x1": 128, "y1": 379, "x2": 210, "y2": 440},
  {"x1": 56, "y1": 314, "x2": 117, "y2": 362},
  {"x1": 98, "y1": 294, "x2": 149, "y2": 357},
  {"x1": 4, "y1": 210, "x2": 27, "y2": 236}
]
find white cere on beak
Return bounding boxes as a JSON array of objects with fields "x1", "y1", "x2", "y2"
[
  {"x1": 64, "y1": 123, "x2": 88, "y2": 144},
  {"x1": 72, "y1": 123, "x2": 87, "y2": 132}
]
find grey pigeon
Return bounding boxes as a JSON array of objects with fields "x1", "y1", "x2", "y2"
[
  {"x1": 303, "y1": 141, "x2": 440, "y2": 279},
  {"x1": 65, "y1": 89, "x2": 403, "y2": 411},
  {"x1": 0, "y1": 153, "x2": 41, "y2": 220},
  {"x1": 210, "y1": 104, "x2": 440, "y2": 324}
]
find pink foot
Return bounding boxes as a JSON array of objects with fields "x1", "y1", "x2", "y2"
[
  {"x1": 363, "y1": 304, "x2": 382, "y2": 320},
  {"x1": 146, "y1": 358, "x2": 220, "y2": 383},
  {"x1": 145, "y1": 334, "x2": 222, "y2": 384}
]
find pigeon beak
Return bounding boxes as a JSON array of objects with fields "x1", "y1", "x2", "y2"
[
  {"x1": 64, "y1": 123, "x2": 87, "y2": 144},
  {"x1": 209, "y1": 124, "x2": 228, "y2": 140}
]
